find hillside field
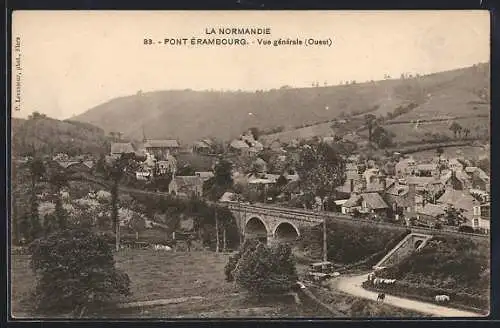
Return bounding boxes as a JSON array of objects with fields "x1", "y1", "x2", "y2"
[
  {"x1": 11, "y1": 117, "x2": 110, "y2": 157},
  {"x1": 73, "y1": 63, "x2": 489, "y2": 144}
]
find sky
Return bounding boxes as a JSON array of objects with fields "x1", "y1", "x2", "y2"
[{"x1": 11, "y1": 10, "x2": 490, "y2": 120}]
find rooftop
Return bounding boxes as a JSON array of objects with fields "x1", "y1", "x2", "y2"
[
  {"x1": 144, "y1": 139, "x2": 180, "y2": 148},
  {"x1": 111, "y1": 142, "x2": 135, "y2": 154}
]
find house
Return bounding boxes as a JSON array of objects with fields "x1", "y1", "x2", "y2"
[
  {"x1": 341, "y1": 192, "x2": 389, "y2": 216},
  {"x1": 192, "y1": 140, "x2": 212, "y2": 155},
  {"x1": 156, "y1": 155, "x2": 177, "y2": 176},
  {"x1": 468, "y1": 167, "x2": 490, "y2": 191},
  {"x1": 415, "y1": 203, "x2": 447, "y2": 225},
  {"x1": 440, "y1": 170, "x2": 470, "y2": 190},
  {"x1": 384, "y1": 181, "x2": 419, "y2": 219},
  {"x1": 365, "y1": 177, "x2": 394, "y2": 193},
  {"x1": 144, "y1": 139, "x2": 180, "y2": 160},
  {"x1": 472, "y1": 203, "x2": 490, "y2": 233},
  {"x1": 135, "y1": 167, "x2": 152, "y2": 180},
  {"x1": 111, "y1": 142, "x2": 135, "y2": 158},
  {"x1": 362, "y1": 168, "x2": 381, "y2": 186},
  {"x1": 415, "y1": 163, "x2": 438, "y2": 177},
  {"x1": 448, "y1": 158, "x2": 464, "y2": 172},
  {"x1": 432, "y1": 155, "x2": 449, "y2": 166},
  {"x1": 346, "y1": 163, "x2": 360, "y2": 182},
  {"x1": 59, "y1": 160, "x2": 95, "y2": 174},
  {"x1": 395, "y1": 157, "x2": 417, "y2": 177},
  {"x1": 268, "y1": 140, "x2": 283, "y2": 152},
  {"x1": 168, "y1": 176, "x2": 204, "y2": 197},
  {"x1": 229, "y1": 139, "x2": 250, "y2": 154},
  {"x1": 436, "y1": 187, "x2": 482, "y2": 226},
  {"x1": 406, "y1": 176, "x2": 444, "y2": 193}
]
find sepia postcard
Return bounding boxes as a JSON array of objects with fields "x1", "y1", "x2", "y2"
[{"x1": 10, "y1": 10, "x2": 490, "y2": 319}]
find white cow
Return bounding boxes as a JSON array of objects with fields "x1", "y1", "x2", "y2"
[
  {"x1": 435, "y1": 295, "x2": 450, "y2": 303},
  {"x1": 153, "y1": 244, "x2": 172, "y2": 251}
]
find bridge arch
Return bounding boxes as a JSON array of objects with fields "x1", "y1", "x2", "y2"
[
  {"x1": 414, "y1": 239, "x2": 423, "y2": 249},
  {"x1": 245, "y1": 216, "x2": 269, "y2": 243},
  {"x1": 273, "y1": 221, "x2": 300, "y2": 242}
]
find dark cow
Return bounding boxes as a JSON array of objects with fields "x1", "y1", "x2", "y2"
[{"x1": 377, "y1": 293, "x2": 386, "y2": 302}]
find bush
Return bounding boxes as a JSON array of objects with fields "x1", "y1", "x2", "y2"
[
  {"x1": 225, "y1": 239, "x2": 259, "y2": 282},
  {"x1": 228, "y1": 240, "x2": 298, "y2": 296},
  {"x1": 29, "y1": 228, "x2": 131, "y2": 316}
]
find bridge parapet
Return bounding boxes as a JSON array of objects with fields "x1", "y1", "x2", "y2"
[{"x1": 373, "y1": 233, "x2": 433, "y2": 270}]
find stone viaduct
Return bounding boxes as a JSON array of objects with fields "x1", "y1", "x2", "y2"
[{"x1": 223, "y1": 202, "x2": 325, "y2": 245}]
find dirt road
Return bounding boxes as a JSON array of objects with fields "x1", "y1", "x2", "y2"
[{"x1": 332, "y1": 274, "x2": 484, "y2": 317}]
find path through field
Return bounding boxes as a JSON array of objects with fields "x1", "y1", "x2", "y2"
[{"x1": 331, "y1": 273, "x2": 483, "y2": 318}]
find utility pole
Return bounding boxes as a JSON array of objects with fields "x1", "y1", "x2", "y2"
[
  {"x1": 322, "y1": 199, "x2": 328, "y2": 262},
  {"x1": 215, "y1": 207, "x2": 219, "y2": 253},
  {"x1": 323, "y1": 217, "x2": 327, "y2": 262}
]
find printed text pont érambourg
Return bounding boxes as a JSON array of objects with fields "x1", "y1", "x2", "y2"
[{"x1": 164, "y1": 38, "x2": 249, "y2": 46}]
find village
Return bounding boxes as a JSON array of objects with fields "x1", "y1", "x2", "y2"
[
  {"x1": 33, "y1": 123, "x2": 490, "y2": 237},
  {"x1": 10, "y1": 11, "x2": 491, "y2": 319}
]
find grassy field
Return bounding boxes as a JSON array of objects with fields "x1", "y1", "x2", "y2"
[
  {"x1": 410, "y1": 145, "x2": 489, "y2": 161},
  {"x1": 11, "y1": 250, "x2": 319, "y2": 318},
  {"x1": 383, "y1": 116, "x2": 489, "y2": 144},
  {"x1": 11, "y1": 248, "x2": 426, "y2": 319}
]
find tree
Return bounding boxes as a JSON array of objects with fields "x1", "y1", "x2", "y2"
[
  {"x1": 296, "y1": 142, "x2": 346, "y2": 261},
  {"x1": 203, "y1": 158, "x2": 234, "y2": 252},
  {"x1": 104, "y1": 153, "x2": 135, "y2": 251},
  {"x1": 249, "y1": 127, "x2": 261, "y2": 140},
  {"x1": 129, "y1": 214, "x2": 146, "y2": 240},
  {"x1": 29, "y1": 228, "x2": 130, "y2": 317},
  {"x1": 364, "y1": 114, "x2": 377, "y2": 143},
  {"x1": 229, "y1": 241, "x2": 298, "y2": 296},
  {"x1": 371, "y1": 126, "x2": 393, "y2": 149},
  {"x1": 463, "y1": 128, "x2": 471, "y2": 138},
  {"x1": 25, "y1": 157, "x2": 46, "y2": 242},
  {"x1": 177, "y1": 164, "x2": 196, "y2": 176},
  {"x1": 449, "y1": 122, "x2": 463, "y2": 139},
  {"x1": 47, "y1": 167, "x2": 69, "y2": 230},
  {"x1": 443, "y1": 206, "x2": 467, "y2": 227}
]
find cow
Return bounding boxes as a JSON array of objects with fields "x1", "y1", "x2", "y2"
[
  {"x1": 435, "y1": 295, "x2": 450, "y2": 303},
  {"x1": 153, "y1": 244, "x2": 172, "y2": 251},
  {"x1": 377, "y1": 293, "x2": 385, "y2": 302}
]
